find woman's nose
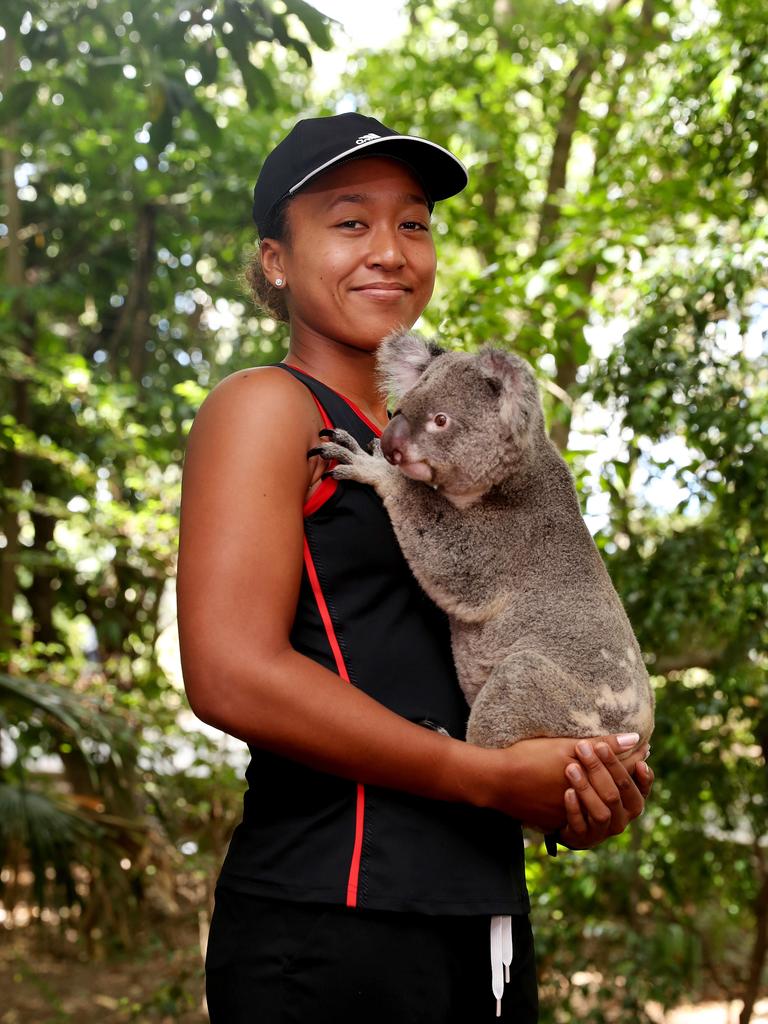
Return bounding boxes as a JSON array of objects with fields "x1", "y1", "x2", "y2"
[{"x1": 366, "y1": 228, "x2": 405, "y2": 269}]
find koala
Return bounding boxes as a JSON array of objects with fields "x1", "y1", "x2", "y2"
[{"x1": 308, "y1": 329, "x2": 654, "y2": 751}]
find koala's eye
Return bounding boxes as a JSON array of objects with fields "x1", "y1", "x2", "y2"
[{"x1": 434, "y1": 413, "x2": 449, "y2": 428}]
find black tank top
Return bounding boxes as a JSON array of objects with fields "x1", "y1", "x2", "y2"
[{"x1": 216, "y1": 362, "x2": 530, "y2": 915}]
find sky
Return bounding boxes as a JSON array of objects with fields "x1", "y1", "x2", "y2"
[
  {"x1": 308, "y1": 0, "x2": 409, "y2": 99},
  {"x1": 310, "y1": 0, "x2": 407, "y2": 50}
]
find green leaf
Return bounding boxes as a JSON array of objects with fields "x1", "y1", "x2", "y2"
[
  {"x1": 150, "y1": 99, "x2": 175, "y2": 153},
  {"x1": 198, "y1": 41, "x2": 220, "y2": 85},
  {"x1": 228, "y1": 47, "x2": 276, "y2": 108},
  {"x1": 283, "y1": 0, "x2": 335, "y2": 50},
  {"x1": 188, "y1": 99, "x2": 220, "y2": 146},
  {"x1": 613, "y1": 459, "x2": 631, "y2": 489},
  {"x1": 0, "y1": 80, "x2": 39, "y2": 124},
  {"x1": 572, "y1": 333, "x2": 590, "y2": 366}
]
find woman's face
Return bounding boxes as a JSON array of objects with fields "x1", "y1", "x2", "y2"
[{"x1": 263, "y1": 156, "x2": 437, "y2": 352}]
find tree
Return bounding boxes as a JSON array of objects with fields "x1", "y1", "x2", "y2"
[
  {"x1": 2, "y1": 0, "x2": 766, "y2": 1016},
  {"x1": 0, "y1": 0, "x2": 329, "y2": 950},
  {"x1": 346, "y1": 0, "x2": 767, "y2": 1019}
]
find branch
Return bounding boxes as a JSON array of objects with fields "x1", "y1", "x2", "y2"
[
  {"x1": 649, "y1": 649, "x2": 726, "y2": 674},
  {"x1": 535, "y1": 49, "x2": 600, "y2": 253},
  {"x1": 535, "y1": 0, "x2": 632, "y2": 253}
]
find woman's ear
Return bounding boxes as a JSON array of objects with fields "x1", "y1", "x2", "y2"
[{"x1": 260, "y1": 238, "x2": 286, "y2": 286}]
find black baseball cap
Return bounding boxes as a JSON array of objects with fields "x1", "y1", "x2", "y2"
[{"x1": 252, "y1": 112, "x2": 468, "y2": 236}]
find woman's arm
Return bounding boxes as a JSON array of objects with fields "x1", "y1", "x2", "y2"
[{"x1": 176, "y1": 367, "x2": 648, "y2": 833}]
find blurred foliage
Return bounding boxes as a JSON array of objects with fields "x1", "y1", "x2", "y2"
[
  {"x1": 0, "y1": 0, "x2": 330, "y2": 969},
  {"x1": 0, "y1": 0, "x2": 766, "y2": 1021}
]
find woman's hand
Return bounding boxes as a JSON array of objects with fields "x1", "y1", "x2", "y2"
[
  {"x1": 477, "y1": 733, "x2": 648, "y2": 833},
  {"x1": 556, "y1": 739, "x2": 654, "y2": 850}
]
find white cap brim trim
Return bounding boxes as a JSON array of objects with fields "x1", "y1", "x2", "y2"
[{"x1": 287, "y1": 135, "x2": 468, "y2": 197}]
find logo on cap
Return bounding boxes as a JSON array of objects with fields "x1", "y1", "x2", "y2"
[{"x1": 355, "y1": 133, "x2": 381, "y2": 145}]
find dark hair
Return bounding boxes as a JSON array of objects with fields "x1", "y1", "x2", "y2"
[{"x1": 242, "y1": 196, "x2": 293, "y2": 323}]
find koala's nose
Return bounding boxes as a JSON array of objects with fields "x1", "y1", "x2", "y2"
[{"x1": 381, "y1": 413, "x2": 411, "y2": 465}]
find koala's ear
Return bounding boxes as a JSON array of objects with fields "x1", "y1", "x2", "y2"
[
  {"x1": 477, "y1": 346, "x2": 519, "y2": 386},
  {"x1": 476, "y1": 345, "x2": 524, "y2": 426},
  {"x1": 375, "y1": 329, "x2": 446, "y2": 400}
]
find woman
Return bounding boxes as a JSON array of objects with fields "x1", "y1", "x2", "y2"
[{"x1": 176, "y1": 112, "x2": 653, "y2": 1023}]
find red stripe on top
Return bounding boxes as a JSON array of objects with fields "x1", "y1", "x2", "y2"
[
  {"x1": 303, "y1": 393, "x2": 338, "y2": 517},
  {"x1": 283, "y1": 361, "x2": 385, "y2": 438},
  {"x1": 301, "y1": 535, "x2": 366, "y2": 908},
  {"x1": 347, "y1": 784, "x2": 365, "y2": 906},
  {"x1": 302, "y1": 535, "x2": 348, "y2": 681},
  {"x1": 303, "y1": 477, "x2": 337, "y2": 518}
]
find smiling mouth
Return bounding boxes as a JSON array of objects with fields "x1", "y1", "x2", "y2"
[{"x1": 352, "y1": 283, "x2": 411, "y2": 298}]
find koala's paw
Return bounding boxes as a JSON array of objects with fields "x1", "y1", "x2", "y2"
[
  {"x1": 308, "y1": 427, "x2": 364, "y2": 461},
  {"x1": 366, "y1": 436, "x2": 385, "y2": 458},
  {"x1": 307, "y1": 428, "x2": 386, "y2": 488}
]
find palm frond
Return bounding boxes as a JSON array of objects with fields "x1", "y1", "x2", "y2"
[
  {"x1": 0, "y1": 782, "x2": 102, "y2": 909},
  {"x1": 0, "y1": 671, "x2": 131, "y2": 789}
]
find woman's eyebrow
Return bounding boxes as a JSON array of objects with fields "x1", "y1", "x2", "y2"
[{"x1": 326, "y1": 192, "x2": 429, "y2": 210}]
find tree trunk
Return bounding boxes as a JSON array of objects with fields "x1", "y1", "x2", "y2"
[
  {"x1": 531, "y1": 0, "x2": 639, "y2": 452},
  {"x1": 535, "y1": 49, "x2": 600, "y2": 255},
  {"x1": 26, "y1": 508, "x2": 58, "y2": 647},
  {"x1": 534, "y1": 44, "x2": 602, "y2": 452},
  {"x1": 0, "y1": 33, "x2": 27, "y2": 659},
  {"x1": 110, "y1": 203, "x2": 157, "y2": 384},
  {"x1": 739, "y1": 848, "x2": 768, "y2": 1024}
]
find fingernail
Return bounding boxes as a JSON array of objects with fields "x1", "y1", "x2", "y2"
[
  {"x1": 576, "y1": 741, "x2": 592, "y2": 758},
  {"x1": 617, "y1": 733, "x2": 640, "y2": 748},
  {"x1": 566, "y1": 764, "x2": 583, "y2": 783}
]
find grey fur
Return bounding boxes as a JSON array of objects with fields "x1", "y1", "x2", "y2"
[{"x1": 312, "y1": 329, "x2": 654, "y2": 749}]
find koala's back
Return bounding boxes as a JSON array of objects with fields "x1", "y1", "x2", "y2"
[
  {"x1": 452, "y1": 449, "x2": 654, "y2": 747},
  {"x1": 455, "y1": 575, "x2": 654, "y2": 747}
]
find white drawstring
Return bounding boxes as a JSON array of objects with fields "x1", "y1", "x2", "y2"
[
  {"x1": 490, "y1": 915, "x2": 504, "y2": 1017},
  {"x1": 502, "y1": 914, "x2": 513, "y2": 983},
  {"x1": 490, "y1": 915, "x2": 513, "y2": 1016}
]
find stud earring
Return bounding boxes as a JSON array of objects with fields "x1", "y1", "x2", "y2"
[{"x1": 274, "y1": 277, "x2": 284, "y2": 287}]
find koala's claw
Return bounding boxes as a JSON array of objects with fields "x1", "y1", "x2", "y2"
[
  {"x1": 310, "y1": 442, "x2": 357, "y2": 464},
  {"x1": 317, "y1": 427, "x2": 361, "y2": 450},
  {"x1": 308, "y1": 427, "x2": 365, "y2": 462},
  {"x1": 307, "y1": 427, "x2": 396, "y2": 493}
]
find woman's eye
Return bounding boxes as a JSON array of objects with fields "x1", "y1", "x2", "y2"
[
  {"x1": 338, "y1": 219, "x2": 365, "y2": 229},
  {"x1": 402, "y1": 220, "x2": 429, "y2": 231}
]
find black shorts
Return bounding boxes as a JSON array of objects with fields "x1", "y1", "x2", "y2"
[{"x1": 205, "y1": 886, "x2": 539, "y2": 1023}]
